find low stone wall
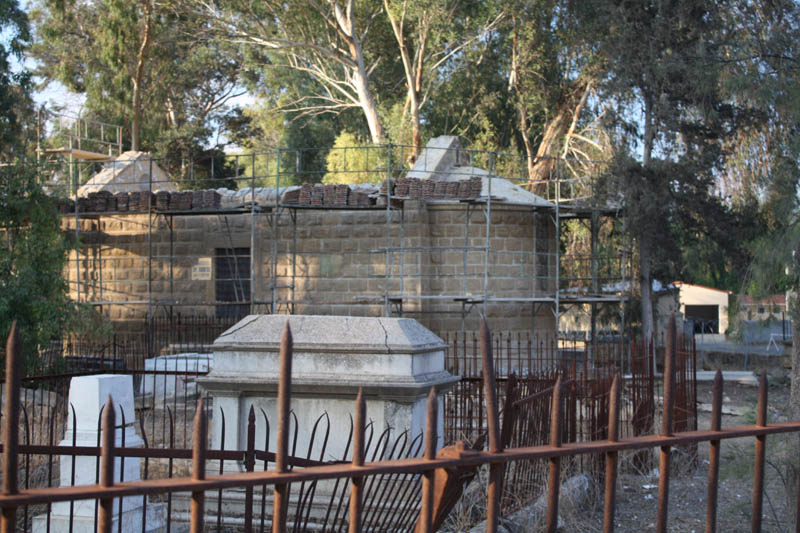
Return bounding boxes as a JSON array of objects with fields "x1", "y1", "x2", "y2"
[{"x1": 64, "y1": 199, "x2": 556, "y2": 337}]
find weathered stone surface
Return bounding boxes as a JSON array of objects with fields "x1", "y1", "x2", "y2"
[
  {"x1": 200, "y1": 315, "x2": 457, "y2": 465},
  {"x1": 32, "y1": 375, "x2": 166, "y2": 533},
  {"x1": 66, "y1": 190, "x2": 557, "y2": 337}
]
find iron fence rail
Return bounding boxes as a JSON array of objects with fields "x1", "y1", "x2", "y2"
[{"x1": 2, "y1": 318, "x2": 800, "y2": 533}]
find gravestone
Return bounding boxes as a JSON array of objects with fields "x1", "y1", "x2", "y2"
[
  {"x1": 32, "y1": 374, "x2": 166, "y2": 533},
  {"x1": 200, "y1": 314, "x2": 458, "y2": 467}
]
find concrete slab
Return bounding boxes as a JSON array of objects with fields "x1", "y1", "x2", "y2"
[{"x1": 695, "y1": 370, "x2": 759, "y2": 385}]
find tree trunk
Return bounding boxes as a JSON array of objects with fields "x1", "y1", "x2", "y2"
[
  {"x1": 131, "y1": 0, "x2": 153, "y2": 152},
  {"x1": 527, "y1": 110, "x2": 568, "y2": 181},
  {"x1": 640, "y1": 93, "x2": 656, "y2": 368},
  {"x1": 336, "y1": 0, "x2": 384, "y2": 144},
  {"x1": 640, "y1": 236, "x2": 655, "y2": 370},
  {"x1": 522, "y1": 81, "x2": 591, "y2": 189},
  {"x1": 792, "y1": 301, "x2": 800, "y2": 421},
  {"x1": 384, "y1": 0, "x2": 421, "y2": 158},
  {"x1": 409, "y1": 92, "x2": 421, "y2": 159},
  {"x1": 790, "y1": 300, "x2": 800, "y2": 528},
  {"x1": 353, "y1": 64, "x2": 385, "y2": 144}
]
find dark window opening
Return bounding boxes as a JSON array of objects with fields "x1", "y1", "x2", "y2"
[
  {"x1": 685, "y1": 304, "x2": 719, "y2": 334},
  {"x1": 215, "y1": 247, "x2": 250, "y2": 319}
]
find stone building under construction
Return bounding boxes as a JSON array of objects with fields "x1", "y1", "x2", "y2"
[{"x1": 57, "y1": 136, "x2": 630, "y2": 341}]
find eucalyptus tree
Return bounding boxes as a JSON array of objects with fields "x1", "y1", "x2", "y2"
[
  {"x1": 382, "y1": 0, "x2": 501, "y2": 159},
  {"x1": 0, "y1": 0, "x2": 33, "y2": 158},
  {"x1": 577, "y1": 0, "x2": 739, "y2": 347},
  {"x1": 504, "y1": 0, "x2": 606, "y2": 184},
  {"x1": 195, "y1": 0, "x2": 388, "y2": 144},
  {"x1": 30, "y1": 0, "x2": 244, "y2": 154},
  {"x1": 723, "y1": 0, "x2": 800, "y2": 420}
]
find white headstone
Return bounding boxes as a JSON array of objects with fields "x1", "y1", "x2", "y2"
[{"x1": 32, "y1": 375, "x2": 165, "y2": 533}]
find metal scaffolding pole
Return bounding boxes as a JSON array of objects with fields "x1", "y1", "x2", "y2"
[
  {"x1": 250, "y1": 153, "x2": 256, "y2": 315},
  {"x1": 384, "y1": 144, "x2": 392, "y2": 318}
]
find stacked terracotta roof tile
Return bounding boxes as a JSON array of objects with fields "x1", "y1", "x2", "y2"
[
  {"x1": 284, "y1": 183, "x2": 371, "y2": 207},
  {"x1": 392, "y1": 175, "x2": 481, "y2": 200},
  {"x1": 284, "y1": 176, "x2": 483, "y2": 207},
  {"x1": 57, "y1": 190, "x2": 221, "y2": 214},
  {"x1": 55, "y1": 175, "x2": 485, "y2": 214}
]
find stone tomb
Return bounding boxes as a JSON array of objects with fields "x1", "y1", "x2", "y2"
[
  {"x1": 33, "y1": 375, "x2": 165, "y2": 533},
  {"x1": 200, "y1": 315, "x2": 458, "y2": 464},
  {"x1": 197, "y1": 315, "x2": 457, "y2": 526}
]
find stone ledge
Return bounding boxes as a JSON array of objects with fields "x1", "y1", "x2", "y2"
[
  {"x1": 199, "y1": 372, "x2": 459, "y2": 402},
  {"x1": 212, "y1": 315, "x2": 447, "y2": 354}
]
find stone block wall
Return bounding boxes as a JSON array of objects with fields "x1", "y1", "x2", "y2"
[{"x1": 64, "y1": 200, "x2": 556, "y2": 337}]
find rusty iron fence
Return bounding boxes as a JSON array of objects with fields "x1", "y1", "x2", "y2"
[
  {"x1": 44, "y1": 314, "x2": 238, "y2": 362},
  {"x1": 4, "y1": 314, "x2": 235, "y2": 453},
  {"x1": 441, "y1": 330, "x2": 688, "y2": 445},
  {"x1": 442, "y1": 327, "x2": 697, "y2": 516},
  {"x1": 4, "y1": 349, "x2": 211, "y2": 451},
  {"x1": 1, "y1": 318, "x2": 797, "y2": 532}
]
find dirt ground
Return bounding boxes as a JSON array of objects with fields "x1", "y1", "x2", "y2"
[
  {"x1": 560, "y1": 376, "x2": 799, "y2": 532},
  {"x1": 443, "y1": 376, "x2": 799, "y2": 532}
]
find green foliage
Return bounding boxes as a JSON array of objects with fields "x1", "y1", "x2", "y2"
[
  {"x1": 0, "y1": 0, "x2": 33, "y2": 158},
  {"x1": 0, "y1": 162, "x2": 71, "y2": 364},
  {"x1": 30, "y1": 0, "x2": 244, "y2": 158},
  {"x1": 323, "y1": 132, "x2": 385, "y2": 185}
]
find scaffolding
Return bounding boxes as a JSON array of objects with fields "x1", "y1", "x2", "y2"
[
  {"x1": 42, "y1": 141, "x2": 631, "y2": 344},
  {"x1": 369, "y1": 153, "x2": 632, "y2": 345}
]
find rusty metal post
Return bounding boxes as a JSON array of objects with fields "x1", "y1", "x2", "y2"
[
  {"x1": 603, "y1": 374, "x2": 620, "y2": 533},
  {"x1": 752, "y1": 371, "x2": 768, "y2": 533},
  {"x1": 98, "y1": 396, "x2": 116, "y2": 533},
  {"x1": 481, "y1": 320, "x2": 502, "y2": 533},
  {"x1": 545, "y1": 376, "x2": 562, "y2": 533},
  {"x1": 706, "y1": 370, "x2": 723, "y2": 533},
  {"x1": 349, "y1": 388, "x2": 366, "y2": 533},
  {"x1": 797, "y1": 469, "x2": 800, "y2": 533},
  {"x1": 418, "y1": 388, "x2": 438, "y2": 533},
  {"x1": 1, "y1": 323, "x2": 20, "y2": 533},
  {"x1": 190, "y1": 399, "x2": 207, "y2": 533},
  {"x1": 244, "y1": 406, "x2": 256, "y2": 533},
  {"x1": 657, "y1": 316, "x2": 676, "y2": 533},
  {"x1": 273, "y1": 321, "x2": 292, "y2": 533}
]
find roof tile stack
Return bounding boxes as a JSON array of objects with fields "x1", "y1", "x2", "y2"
[
  {"x1": 350, "y1": 191, "x2": 370, "y2": 206},
  {"x1": 191, "y1": 191, "x2": 205, "y2": 210},
  {"x1": 335, "y1": 184, "x2": 349, "y2": 206},
  {"x1": 469, "y1": 176, "x2": 482, "y2": 197},
  {"x1": 299, "y1": 183, "x2": 313, "y2": 204},
  {"x1": 114, "y1": 192, "x2": 129, "y2": 212},
  {"x1": 281, "y1": 176, "x2": 484, "y2": 206},
  {"x1": 395, "y1": 178, "x2": 410, "y2": 197},
  {"x1": 58, "y1": 175, "x2": 485, "y2": 215},
  {"x1": 458, "y1": 180, "x2": 472, "y2": 199},
  {"x1": 422, "y1": 180, "x2": 435, "y2": 198},
  {"x1": 155, "y1": 191, "x2": 170, "y2": 211},
  {"x1": 203, "y1": 190, "x2": 221, "y2": 209},
  {"x1": 310, "y1": 185, "x2": 324, "y2": 206},
  {"x1": 283, "y1": 188, "x2": 301, "y2": 204},
  {"x1": 58, "y1": 189, "x2": 232, "y2": 214},
  {"x1": 88, "y1": 191, "x2": 113, "y2": 212},
  {"x1": 170, "y1": 191, "x2": 192, "y2": 210},
  {"x1": 323, "y1": 184, "x2": 337, "y2": 206},
  {"x1": 57, "y1": 199, "x2": 74, "y2": 214}
]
